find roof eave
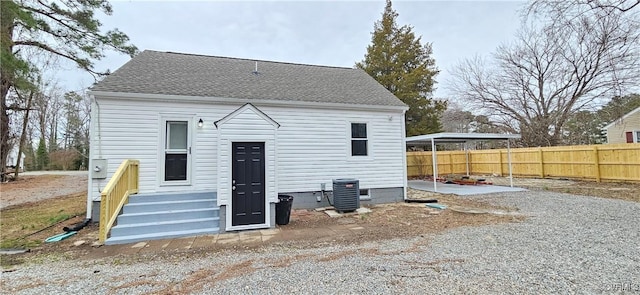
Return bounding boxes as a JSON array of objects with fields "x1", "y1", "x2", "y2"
[
  {"x1": 88, "y1": 90, "x2": 409, "y2": 112},
  {"x1": 406, "y1": 132, "x2": 521, "y2": 145}
]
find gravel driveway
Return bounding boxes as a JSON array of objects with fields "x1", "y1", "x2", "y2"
[
  {"x1": 3, "y1": 191, "x2": 639, "y2": 294},
  {"x1": 0, "y1": 171, "x2": 87, "y2": 209}
]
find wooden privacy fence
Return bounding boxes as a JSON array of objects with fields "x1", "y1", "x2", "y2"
[{"x1": 407, "y1": 143, "x2": 640, "y2": 182}]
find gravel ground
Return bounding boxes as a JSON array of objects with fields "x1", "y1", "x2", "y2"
[{"x1": 2, "y1": 191, "x2": 639, "y2": 294}]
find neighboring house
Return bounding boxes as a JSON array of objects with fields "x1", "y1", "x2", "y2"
[
  {"x1": 6, "y1": 147, "x2": 25, "y2": 172},
  {"x1": 603, "y1": 106, "x2": 640, "y2": 144},
  {"x1": 88, "y1": 50, "x2": 408, "y2": 244}
]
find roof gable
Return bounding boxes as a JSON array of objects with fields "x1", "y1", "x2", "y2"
[
  {"x1": 603, "y1": 106, "x2": 640, "y2": 130},
  {"x1": 214, "y1": 103, "x2": 280, "y2": 129},
  {"x1": 92, "y1": 50, "x2": 407, "y2": 108}
]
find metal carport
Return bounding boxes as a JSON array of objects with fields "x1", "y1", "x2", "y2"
[{"x1": 405, "y1": 132, "x2": 521, "y2": 193}]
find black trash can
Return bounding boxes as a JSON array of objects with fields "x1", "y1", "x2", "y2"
[{"x1": 276, "y1": 194, "x2": 294, "y2": 225}]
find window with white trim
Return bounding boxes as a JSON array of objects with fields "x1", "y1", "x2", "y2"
[
  {"x1": 165, "y1": 121, "x2": 189, "y2": 181},
  {"x1": 351, "y1": 123, "x2": 368, "y2": 156},
  {"x1": 159, "y1": 117, "x2": 192, "y2": 186}
]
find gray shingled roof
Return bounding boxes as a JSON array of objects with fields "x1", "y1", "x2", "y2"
[{"x1": 91, "y1": 50, "x2": 406, "y2": 107}]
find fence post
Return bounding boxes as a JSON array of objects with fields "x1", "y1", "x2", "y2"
[
  {"x1": 448, "y1": 153, "x2": 453, "y2": 174},
  {"x1": 538, "y1": 147, "x2": 545, "y2": 178},
  {"x1": 593, "y1": 146, "x2": 601, "y2": 182},
  {"x1": 498, "y1": 150, "x2": 503, "y2": 176}
]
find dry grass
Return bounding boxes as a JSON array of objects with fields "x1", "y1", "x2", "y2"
[{"x1": 0, "y1": 192, "x2": 86, "y2": 250}]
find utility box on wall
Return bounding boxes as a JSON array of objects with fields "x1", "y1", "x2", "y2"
[{"x1": 92, "y1": 159, "x2": 108, "y2": 179}]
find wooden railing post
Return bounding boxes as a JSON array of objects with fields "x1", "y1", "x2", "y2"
[
  {"x1": 593, "y1": 146, "x2": 601, "y2": 182},
  {"x1": 99, "y1": 192, "x2": 107, "y2": 241}
]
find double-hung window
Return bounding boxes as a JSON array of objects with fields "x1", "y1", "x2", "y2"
[{"x1": 351, "y1": 123, "x2": 368, "y2": 156}]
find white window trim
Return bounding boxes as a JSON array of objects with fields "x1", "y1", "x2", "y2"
[
  {"x1": 634, "y1": 130, "x2": 640, "y2": 143},
  {"x1": 359, "y1": 188, "x2": 371, "y2": 201},
  {"x1": 348, "y1": 121, "x2": 372, "y2": 159},
  {"x1": 158, "y1": 115, "x2": 194, "y2": 187}
]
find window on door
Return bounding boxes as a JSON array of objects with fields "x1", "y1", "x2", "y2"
[
  {"x1": 351, "y1": 123, "x2": 368, "y2": 156},
  {"x1": 164, "y1": 121, "x2": 189, "y2": 182}
]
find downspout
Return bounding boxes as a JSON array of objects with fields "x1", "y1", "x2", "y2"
[
  {"x1": 431, "y1": 138, "x2": 438, "y2": 193},
  {"x1": 86, "y1": 95, "x2": 103, "y2": 219},
  {"x1": 507, "y1": 139, "x2": 513, "y2": 187},
  {"x1": 95, "y1": 97, "x2": 103, "y2": 158},
  {"x1": 401, "y1": 109, "x2": 408, "y2": 200}
]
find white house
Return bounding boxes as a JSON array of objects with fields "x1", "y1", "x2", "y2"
[
  {"x1": 88, "y1": 50, "x2": 408, "y2": 244},
  {"x1": 6, "y1": 146, "x2": 25, "y2": 172}
]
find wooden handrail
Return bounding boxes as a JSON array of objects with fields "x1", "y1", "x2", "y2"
[{"x1": 99, "y1": 159, "x2": 140, "y2": 242}]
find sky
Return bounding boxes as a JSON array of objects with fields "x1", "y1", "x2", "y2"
[{"x1": 54, "y1": 0, "x2": 525, "y2": 99}]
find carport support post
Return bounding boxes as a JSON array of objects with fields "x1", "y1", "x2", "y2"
[
  {"x1": 431, "y1": 138, "x2": 438, "y2": 192},
  {"x1": 507, "y1": 139, "x2": 513, "y2": 187}
]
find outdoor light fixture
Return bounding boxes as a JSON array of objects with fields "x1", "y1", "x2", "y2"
[{"x1": 198, "y1": 118, "x2": 204, "y2": 128}]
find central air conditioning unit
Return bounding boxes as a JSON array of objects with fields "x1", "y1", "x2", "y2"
[{"x1": 332, "y1": 178, "x2": 360, "y2": 213}]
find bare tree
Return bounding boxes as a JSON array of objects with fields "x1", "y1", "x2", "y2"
[
  {"x1": 61, "y1": 91, "x2": 91, "y2": 169},
  {"x1": 528, "y1": 0, "x2": 640, "y2": 17},
  {"x1": 451, "y1": 1, "x2": 639, "y2": 146}
]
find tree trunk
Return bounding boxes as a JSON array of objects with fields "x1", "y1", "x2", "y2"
[
  {"x1": 14, "y1": 90, "x2": 33, "y2": 179},
  {"x1": 1, "y1": 1, "x2": 15, "y2": 182},
  {"x1": 0, "y1": 79, "x2": 10, "y2": 182}
]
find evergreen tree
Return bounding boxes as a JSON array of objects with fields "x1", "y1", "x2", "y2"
[
  {"x1": 35, "y1": 138, "x2": 49, "y2": 170},
  {"x1": 24, "y1": 139, "x2": 36, "y2": 171},
  {"x1": 356, "y1": 0, "x2": 446, "y2": 136},
  {"x1": 598, "y1": 94, "x2": 640, "y2": 125}
]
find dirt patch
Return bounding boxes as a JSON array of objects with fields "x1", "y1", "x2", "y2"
[
  {"x1": 544, "y1": 181, "x2": 639, "y2": 202},
  {"x1": 485, "y1": 176, "x2": 640, "y2": 202},
  {"x1": 274, "y1": 189, "x2": 522, "y2": 248}
]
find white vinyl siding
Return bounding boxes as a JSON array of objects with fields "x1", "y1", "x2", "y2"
[
  {"x1": 89, "y1": 99, "x2": 217, "y2": 200},
  {"x1": 89, "y1": 97, "x2": 405, "y2": 202},
  {"x1": 605, "y1": 108, "x2": 640, "y2": 144},
  {"x1": 265, "y1": 106, "x2": 404, "y2": 193}
]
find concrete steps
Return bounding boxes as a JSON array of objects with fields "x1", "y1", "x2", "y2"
[{"x1": 105, "y1": 191, "x2": 220, "y2": 245}]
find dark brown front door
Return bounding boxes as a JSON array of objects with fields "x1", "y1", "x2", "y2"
[{"x1": 232, "y1": 142, "x2": 266, "y2": 226}]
